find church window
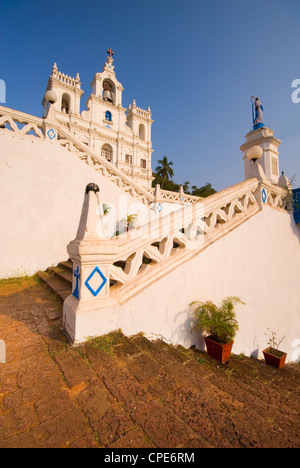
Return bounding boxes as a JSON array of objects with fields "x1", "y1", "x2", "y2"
[
  {"x1": 125, "y1": 154, "x2": 133, "y2": 165},
  {"x1": 61, "y1": 93, "x2": 71, "y2": 114},
  {"x1": 102, "y1": 144, "x2": 112, "y2": 162},
  {"x1": 141, "y1": 159, "x2": 147, "y2": 169},
  {"x1": 105, "y1": 111, "x2": 112, "y2": 122},
  {"x1": 139, "y1": 124, "x2": 145, "y2": 140}
]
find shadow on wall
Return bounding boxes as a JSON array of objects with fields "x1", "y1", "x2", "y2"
[{"x1": 172, "y1": 309, "x2": 206, "y2": 352}]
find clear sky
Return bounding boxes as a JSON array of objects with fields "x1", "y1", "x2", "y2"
[{"x1": 1, "y1": 0, "x2": 300, "y2": 191}]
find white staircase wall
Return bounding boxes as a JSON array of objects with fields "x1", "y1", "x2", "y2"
[
  {"x1": 0, "y1": 131, "x2": 141, "y2": 278},
  {"x1": 68, "y1": 206, "x2": 300, "y2": 362}
]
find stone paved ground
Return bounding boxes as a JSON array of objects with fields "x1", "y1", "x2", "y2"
[{"x1": 0, "y1": 276, "x2": 299, "y2": 448}]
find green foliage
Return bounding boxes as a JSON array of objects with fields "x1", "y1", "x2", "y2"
[
  {"x1": 155, "y1": 156, "x2": 174, "y2": 189},
  {"x1": 121, "y1": 214, "x2": 138, "y2": 227},
  {"x1": 102, "y1": 203, "x2": 111, "y2": 216},
  {"x1": 265, "y1": 328, "x2": 285, "y2": 351},
  {"x1": 152, "y1": 158, "x2": 217, "y2": 197},
  {"x1": 190, "y1": 183, "x2": 217, "y2": 198},
  {"x1": 190, "y1": 297, "x2": 244, "y2": 344}
]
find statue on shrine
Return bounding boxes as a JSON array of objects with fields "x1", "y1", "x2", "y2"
[{"x1": 251, "y1": 96, "x2": 265, "y2": 129}]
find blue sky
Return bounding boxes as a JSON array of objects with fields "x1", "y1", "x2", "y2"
[{"x1": 1, "y1": 0, "x2": 300, "y2": 191}]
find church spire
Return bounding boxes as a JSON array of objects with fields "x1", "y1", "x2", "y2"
[{"x1": 103, "y1": 48, "x2": 115, "y2": 73}]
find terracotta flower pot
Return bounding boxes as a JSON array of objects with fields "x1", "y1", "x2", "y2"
[
  {"x1": 263, "y1": 347, "x2": 287, "y2": 370},
  {"x1": 204, "y1": 336, "x2": 233, "y2": 364}
]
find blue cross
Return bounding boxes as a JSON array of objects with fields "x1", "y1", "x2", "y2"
[{"x1": 73, "y1": 266, "x2": 80, "y2": 300}]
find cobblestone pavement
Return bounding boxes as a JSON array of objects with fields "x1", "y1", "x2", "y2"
[{"x1": 0, "y1": 277, "x2": 299, "y2": 448}]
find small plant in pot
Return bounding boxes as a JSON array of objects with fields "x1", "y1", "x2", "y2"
[
  {"x1": 263, "y1": 329, "x2": 287, "y2": 370},
  {"x1": 190, "y1": 296, "x2": 244, "y2": 364},
  {"x1": 121, "y1": 214, "x2": 138, "y2": 232}
]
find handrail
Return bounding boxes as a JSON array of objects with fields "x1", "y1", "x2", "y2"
[
  {"x1": 0, "y1": 105, "x2": 200, "y2": 206},
  {"x1": 0, "y1": 105, "x2": 153, "y2": 205},
  {"x1": 67, "y1": 178, "x2": 266, "y2": 303}
]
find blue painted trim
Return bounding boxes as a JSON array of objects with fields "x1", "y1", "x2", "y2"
[
  {"x1": 47, "y1": 129, "x2": 56, "y2": 140},
  {"x1": 85, "y1": 267, "x2": 107, "y2": 297},
  {"x1": 292, "y1": 189, "x2": 300, "y2": 224},
  {"x1": 253, "y1": 123, "x2": 265, "y2": 130},
  {"x1": 72, "y1": 266, "x2": 81, "y2": 300}
]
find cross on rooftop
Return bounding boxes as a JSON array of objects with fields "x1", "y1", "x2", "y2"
[{"x1": 107, "y1": 48, "x2": 114, "y2": 58}]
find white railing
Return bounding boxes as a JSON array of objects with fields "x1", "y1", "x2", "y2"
[
  {"x1": 67, "y1": 177, "x2": 288, "y2": 304},
  {"x1": 147, "y1": 187, "x2": 201, "y2": 204},
  {"x1": 0, "y1": 107, "x2": 45, "y2": 138},
  {"x1": 0, "y1": 105, "x2": 290, "y2": 306},
  {"x1": 0, "y1": 105, "x2": 201, "y2": 207},
  {"x1": 0, "y1": 106, "x2": 153, "y2": 205}
]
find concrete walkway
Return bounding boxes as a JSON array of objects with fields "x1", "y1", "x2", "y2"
[{"x1": 0, "y1": 277, "x2": 299, "y2": 448}]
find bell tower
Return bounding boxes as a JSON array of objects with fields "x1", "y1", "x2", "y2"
[
  {"x1": 42, "y1": 49, "x2": 154, "y2": 188},
  {"x1": 240, "y1": 97, "x2": 281, "y2": 185},
  {"x1": 42, "y1": 63, "x2": 84, "y2": 117},
  {"x1": 89, "y1": 48, "x2": 124, "y2": 111}
]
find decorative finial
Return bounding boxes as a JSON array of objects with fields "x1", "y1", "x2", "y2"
[
  {"x1": 52, "y1": 62, "x2": 58, "y2": 75},
  {"x1": 107, "y1": 48, "x2": 114, "y2": 58}
]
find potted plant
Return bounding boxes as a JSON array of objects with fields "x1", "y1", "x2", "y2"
[
  {"x1": 102, "y1": 203, "x2": 111, "y2": 216},
  {"x1": 121, "y1": 214, "x2": 138, "y2": 232},
  {"x1": 263, "y1": 329, "x2": 287, "y2": 370},
  {"x1": 190, "y1": 296, "x2": 244, "y2": 364}
]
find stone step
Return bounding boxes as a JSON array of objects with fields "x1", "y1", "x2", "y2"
[
  {"x1": 48, "y1": 266, "x2": 73, "y2": 285},
  {"x1": 58, "y1": 260, "x2": 73, "y2": 271},
  {"x1": 37, "y1": 270, "x2": 71, "y2": 302}
]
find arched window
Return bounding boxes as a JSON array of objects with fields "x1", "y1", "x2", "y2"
[
  {"x1": 101, "y1": 144, "x2": 112, "y2": 162},
  {"x1": 139, "y1": 124, "x2": 145, "y2": 140},
  {"x1": 61, "y1": 93, "x2": 71, "y2": 114},
  {"x1": 105, "y1": 111, "x2": 112, "y2": 122}
]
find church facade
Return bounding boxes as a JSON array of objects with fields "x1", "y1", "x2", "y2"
[{"x1": 42, "y1": 49, "x2": 154, "y2": 187}]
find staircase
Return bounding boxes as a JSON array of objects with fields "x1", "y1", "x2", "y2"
[{"x1": 37, "y1": 261, "x2": 73, "y2": 301}]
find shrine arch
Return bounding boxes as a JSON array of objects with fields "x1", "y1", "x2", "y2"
[
  {"x1": 61, "y1": 93, "x2": 71, "y2": 114},
  {"x1": 139, "y1": 123, "x2": 145, "y2": 140}
]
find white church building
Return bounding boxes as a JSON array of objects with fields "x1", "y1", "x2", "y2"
[
  {"x1": 42, "y1": 49, "x2": 154, "y2": 188},
  {"x1": 0, "y1": 51, "x2": 299, "y2": 363}
]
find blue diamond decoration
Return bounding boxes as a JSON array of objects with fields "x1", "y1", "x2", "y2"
[
  {"x1": 157, "y1": 203, "x2": 162, "y2": 213},
  {"x1": 85, "y1": 267, "x2": 107, "y2": 297},
  {"x1": 262, "y1": 188, "x2": 267, "y2": 204},
  {"x1": 47, "y1": 128, "x2": 56, "y2": 140}
]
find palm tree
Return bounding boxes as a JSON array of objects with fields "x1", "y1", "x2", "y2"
[
  {"x1": 183, "y1": 181, "x2": 191, "y2": 194},
  {"x1": 155, "y1": 156, "x2": 174, "y2": 189}
]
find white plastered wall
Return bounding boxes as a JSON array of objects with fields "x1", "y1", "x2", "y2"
[
  {"x1": 67, "y1": 206, "x2": 300, "y2": 362},
  {"x1": 0, "y1": 131, "x2": 143, "y2": 278}
]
